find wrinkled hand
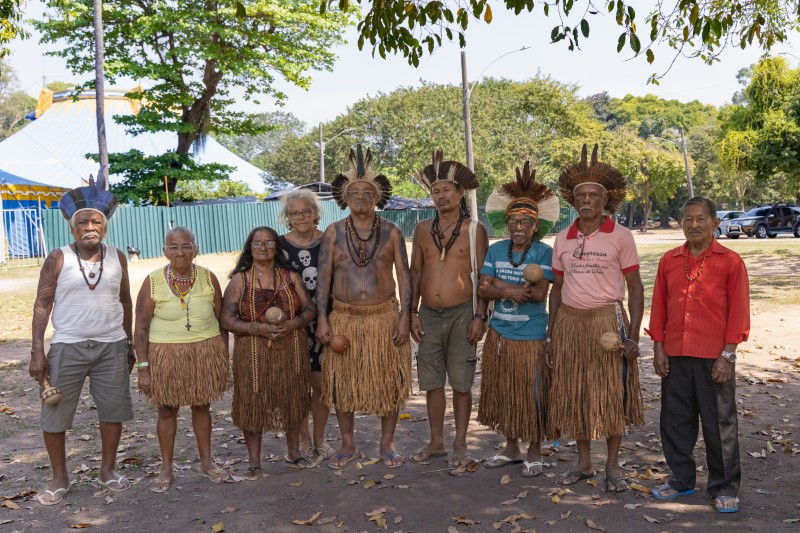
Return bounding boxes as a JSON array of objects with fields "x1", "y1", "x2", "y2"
[
  {"x1": 268, "y1": 318, "x2": 301, "y2": 340},
  {"x1": 393, "y1": 314, "x2": 410, "y2": 346},
  {"x1": 316, "y1": 317, "x2": 332, "y2": 345},
  {"x1": 137, "y1": 368, "x2": 151, "y2": 396},
  {"x1": 544, "y1": 341, "x2": 554, "y2": 369},
  {"x1": 622, "y1": 338, "x2": 640, "y2": 361},
  {"x1": 29, "y1": 351, "x2": 48, "y2": 386},
  {"x1": 410, "y1": 314, "x2": 424, "y2": 344},
  {"x1": 653, "y1": 343, "x2": 669, "y2": 378},
  {"x1": 466, "y1": 317, "x2": 485, "y2": 345},
  {"x1": 505, "y1": 286, "x2": 529, "y2": 304},
  {"x1": 711, "y1": 356, "x2": 733, "y2": 384}
]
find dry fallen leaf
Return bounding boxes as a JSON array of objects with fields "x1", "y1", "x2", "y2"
[
  {"x1": 643, "y1": 515, "x2": 660, "y2": 524},
  {"x1": 365, "y1": 508, "x2": 388, "y2": 517},
  {"x1": 399, "y1": 413, "x2": 412, "y2": 420},
  {"x1": 367, "y1": 513, "x2": 387, "y2": 528},
  {"x1": 1, "y1": 500, "x2": 20, "y2": 510},
  {"x1": 551, "y1": 495, "x2": 561, "y2": 504},
  {"x1": 630, "y1": 483, "x2": 652, "y2": 495},
  {"x1": 623, "y1": 503, "x2": 641, "y2": 510},
  {"x1": 355, "y1": 461, "x2": 364, "y2": 470},
  {"x1": 516, "y1": 490, "x2": 528, "y2": 499},
  {"x1": 465, "y1": 461, "x2": 480, "y2": 472},
  {"x1": 383, "y1": 474, "x2": 396, "y2": 480},
  {"x1": 363, "y1": 458, "x2": 381, "y2": 466},
  {"x1": 289, "y1": 481, "x2": 303, "y2": 487},
  {"x1": 290, "y1": 512, "x2": 321, "y2": 526},
  {"x1": 317, "y1": 517, "x2": 336, "y2": 525},
  {"x1": 586, "y1": 478, "x2": 599, "y2": 487},
  {"x1": 560, "y1": 510, "x2": 571, "y2": 519},
  {"x1": 396, "y1": 485, "x2": 410, "y2": 489},
  {"x1": 67, "y1": 523, "x2": 93, "y2": 529},
  {"x1": 500, "y1": 498, "x2": 519, "y2": 505},
  {"x1": 348, "y1": 479, "x2": 360, "y2": 485},
  {"x1": 452, "y1": 516, "x2": 478, "y2": 525},
  {"x1": 394, "y1": 516, "x2": 403, "y2": 524},
  {"x1": 211, "y1": 523, "x2": 225, "y2": 533},
  {"x1": 586, "y1": 518, "x2": 605, "y2": 531},
  {"x1": 499, "y1": 474, "x2": 512, "y2": 485},
  {"x1": 447, "y1": 527, "x2": 459, "y2": 533},
  {"x1": 363, "y1": 479, "x2": 377, "y2": 489},
  {"x1": 783, "y1": 518, "x2": 800, "y2": 523},
  {"x1": 767, "y1": 440, "x2": 775, "y2": 453},
  {"x1": 220, "y1": 507, "x2": 237, "y2": 514}
]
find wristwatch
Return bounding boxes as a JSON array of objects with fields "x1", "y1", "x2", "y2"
[
  {"x1": 473, "y1": 313, "x2": 488, "y2": 323},
  {"x1": 720, "y1": 350, "x2": 737, "y2": 363}
]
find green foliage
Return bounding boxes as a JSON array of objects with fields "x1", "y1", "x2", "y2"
[
  {"x1": 321, "y1": 0, "x2": 799, "y2": 81},
  {"x1": 87, "y1": 150, "x2": 233, "y2": 205},
  {"x1": 45, "y1": 81, "x2": 77, "y2": 93},
  {"x1": 0, "y1": 60, "x2": 36, "y2": 141},
  {"x1": 175, "y1": 179, "x2": 260, "y2": 202},
  {"x1": 0, "y1": 0, "x2": 28, "y2": 58},
  {"x1": 37, "y1": 0, "x2": 353, "y2": 190},
  {"x1": 607, "y1": 94, "x2": 717, "y2": 138}
]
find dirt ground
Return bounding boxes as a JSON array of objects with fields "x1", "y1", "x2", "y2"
[{"x1": 1, "y1": 230, "x2": 799, "y2": 532}]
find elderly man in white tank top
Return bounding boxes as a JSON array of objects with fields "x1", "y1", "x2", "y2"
[{"x1": 29, "y1": 178, "x2": 136, "y2": 506}]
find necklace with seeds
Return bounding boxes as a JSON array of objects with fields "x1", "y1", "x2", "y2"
[
  {"x1": 75, "y1": 244, "x2": 104, "y2": 290},
  {"x1": 431, "y1": 215, "x2": 464, "y2": 260},
  {"x1": 167, "y1": 264, "x2": 197, "y2": 330},
  {"x1": 507, "y1": 240, "x2": 533, "y2": 268},
  {"x1": 345, "y1": 215, "x2": 381, "y2": 267},
  {"x1": 684, "y1": 248, "x2": 709, "y2": 282}
]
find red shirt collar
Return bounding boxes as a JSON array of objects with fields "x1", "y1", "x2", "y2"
[
  {"x1": 565, "y1": 215, "x2": 616, "y2": 239},
  {"x1": 672, "y1": 237, "x2": 726, "y2": 257}
]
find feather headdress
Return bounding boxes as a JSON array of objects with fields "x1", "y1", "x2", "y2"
[
  {"x1": 558, "y1": 144, "x2": 627, "y2": 213},
  {"x1": 416, "y1": 150, "x2": 478, "y2": 192},
  {"x1": 331, "y1": 144, "x2": 392, "y2": 210},
  {"x1": 485, "y1": 161, "x2": 560, "y2": 240},
  {"x1": 59, "y1": 174, "x2": 118, "y2": 222}
]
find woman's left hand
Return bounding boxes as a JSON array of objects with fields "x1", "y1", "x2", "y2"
[{"x1": 267, "y1": 318, "x2": 301, "y2": 340}]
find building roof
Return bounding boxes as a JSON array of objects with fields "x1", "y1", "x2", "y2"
[{"x1": 0, "y1": 88, "x2": 267, "y2": 192}]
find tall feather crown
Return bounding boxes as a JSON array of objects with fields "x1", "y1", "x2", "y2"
[
  {"x1": 416, "y1": 150, "x2": 478, "y2": 192},
  {"x1": 331, "y1": 144, "x2": 392, "y2": 210},
  {"x1": 485, "y1": 161, "x2": 560, "y2": 240},
  {"x1": 558, "y1": 144, "x2": 627, "y2": 213},
  {"x1": 59, "y1": 174, "x2": 118, "y2": 221}
]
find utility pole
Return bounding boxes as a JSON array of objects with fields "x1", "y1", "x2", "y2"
[
  {"x1": 93, "y1": 0, "x2": 109, "y2": 188},
  {"x1": 460, "y1": 51, "x2": 479, "y2": 218},
  {"x1": 318, "y1": 124, "x2": 326, "y2": 183},
  {"x1": 678, "y1": 127, "x2": 694, "y2": 198}
]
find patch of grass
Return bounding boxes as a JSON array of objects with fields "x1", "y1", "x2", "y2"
[
  {"x1": 0, "y1": 263, "x2": 43, "y2": 279},
  {"x1": 0, "y1": 290, "x2": 37, "y2": 342},
  {"x1": 0, "y1": 427, "x2": 14, "y2": 438}
]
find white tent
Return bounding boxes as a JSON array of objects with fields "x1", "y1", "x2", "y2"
[{"x1": 0, "y1": 88, "x2": 267, "y2": 192}]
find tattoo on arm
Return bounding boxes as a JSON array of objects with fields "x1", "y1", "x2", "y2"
[
  {"x1": 316, "y1": 226, "x2": 336, "y2": 320},
  {"x1": 394, "y1": 227, "x2": 411, "y2": 312},
  {"x1": 220, "y1": 276, "x2": 254, "y2": 335},
  {"x1": 32, "y1": 252, "x2": 61, "y2": 355},
  {"x1": 475, "y1": 224, "x2": 490, "y2": 314}
]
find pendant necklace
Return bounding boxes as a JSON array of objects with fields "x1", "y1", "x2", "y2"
[
  {"x1": 345, "y1": 215, "x2": 381, "y2": 267},
  {"x1": 76, "y1": 244, "x2": 105, "y2": 290},
  {"x1": 167, "y1": 264, "x2": 197, "y2": 330},
  {"x1": 431, "y1": 215, "x2": 464, "y2": 260}
]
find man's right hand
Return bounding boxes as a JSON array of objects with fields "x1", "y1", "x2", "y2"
[
  {"x1": 410, "y1": 314, "x2": 424, "y2": 344},
  {"x1": 316, "y1": 318, "x2": 332, "y2": 345},
  {"x1": 653, "y1": 342, "x2": 670, "y2": 377},
  {"x1": 29, "y1": 351, "x2": 48, "y2": 385},
  {"x1": 544, "y1": 341, "x2": 554, "y2": 368},
  {"x1": 137, "y1": 368, "x2": 151, "y2": 396}
]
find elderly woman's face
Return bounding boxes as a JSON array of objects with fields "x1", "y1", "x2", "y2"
[
  {"x1": 250, "y1": 230, "x2": 277, "y2": 263},
  {"x1": 286, "y1": 198, "x2": 316, "y2": 234},
  {"x1": 163, "y1": 231, "x2": 198, "y2": 270}
]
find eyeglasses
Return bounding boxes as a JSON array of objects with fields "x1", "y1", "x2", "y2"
[
  {"x1": 507, "y1": 218, "x2": 535, "y2": 229},
  {"x1": 288, "y1": 208, "x2": 314, "y2": 219},
  {"x1": 347, "y1": 191, "x2": 377, "y2": 199},
  {"x1": 164, "y1": 245, "x2": 196, "y2": 253},
  {"x1": 251, "y1": 240, "x2": 277, "y2": 249},
  {"x1": 573, "y1": 234, "x2": 586, "y2": 259}
]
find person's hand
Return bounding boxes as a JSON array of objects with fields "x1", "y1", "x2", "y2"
[
  {"x1": 711, "y1": 356, "x2": 734, "y2": 384},
  {"x1": 653, "y1": 343, "x2": 669, "y2": 378},
  {"x1": 410, "y1": 314, "x2": 424, "y2": 344},
  {"x1": 29, "y1": 350, "x2": 48, "y2": 386},
  {"x1": 504, "y1": 286, "x2": 528, "y2": 304},
  {"x1": 622, "y1": 338, "x2": 640, "y2": 361},
  {"x1": 269, "y1": 318, "x2": 301, "y2": 340},
  {"x1": 466, "y1": 317, "x2": 485, "y2": 344},
  {"x1": 393, "y1": 313, "x2": 410, "y2": 346},
  {"x1": 127, "y1": 346, "x2": 136, "y2": 374},
  {"x1": 137, "y1": 367, "x2": 151, "y2": 396},
  {"x1": 544, "y1": 340, "x2": 554, "y2": 369},
  {"x1": 316, "y1": 317, "x2": 332, "y2": 345}
]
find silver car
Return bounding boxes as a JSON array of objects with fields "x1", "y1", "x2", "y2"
[{"x1": 716, "y1": 210, "x2": 745, "y2": 238}]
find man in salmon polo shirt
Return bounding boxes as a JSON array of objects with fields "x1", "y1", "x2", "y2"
[
  {"x1": 545, "y1": 144, "x2": 645, "y2": 493},
  {"x1": 647, "y1": 197, "x2": 750, "y2": 514}
]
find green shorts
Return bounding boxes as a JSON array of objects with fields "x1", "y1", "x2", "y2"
[
  {"x1": 41, "y1": 339, "x2": 133, "y2": 433},
  {"x1": 416, "y1": 300, "x2": 477, "y2": 393}
]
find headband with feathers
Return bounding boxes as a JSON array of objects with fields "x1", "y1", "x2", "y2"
[
  {"x1": 331, "y1": 144, "x2": 392, "y2": 210},
  {"x1": 485, "y1": 161, "x2": 560, "y2": 240},
  {"x1": 558, "y1": 144, "x2": 627, "y2": 213},
  {"x1": 415, "y1": 150, "x2": 478, "y2": 192},
  {"x1": 59, "y1": 174, "x2": 117, "y2": 221}
]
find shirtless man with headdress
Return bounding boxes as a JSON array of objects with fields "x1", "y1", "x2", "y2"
[
  {"x1": 408, "y1": 151, "x2": 488, "y2": 467},
  {"x1": 545, "y1": 144, "x2": 645, "y2": 493},
  {"x1": 316, "y1": 145, "x2": 412, "y2": 470}
]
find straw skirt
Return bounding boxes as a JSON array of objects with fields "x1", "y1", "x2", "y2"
[{"x1": 149, "y1": 335, "x2": 229, "y2": 407}]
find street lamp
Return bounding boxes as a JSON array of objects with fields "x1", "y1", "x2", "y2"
[
  {"x1": 317, "y1": 125, "x2": 357, "y2": 183},
  {"x1": 461, "y1": 47, "x2": 532, "y2": 217}
]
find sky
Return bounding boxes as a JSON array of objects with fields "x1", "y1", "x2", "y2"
[{"x1": 8, "y1": 1, "x2": 800, "y2": 131}]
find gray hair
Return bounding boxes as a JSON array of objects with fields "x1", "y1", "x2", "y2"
[
  {"x1": 69, "y1": 208, "x2": 108, "y2": 230},
  {"x1": 278, "y1": 188, "x2": 322, "y2": 229},
  {"x1": 164, "y1": 226, "x2": 197, "y2": 245},
  {"x1": 682, "y1": 197, "x2": 717, "y2": 218}
]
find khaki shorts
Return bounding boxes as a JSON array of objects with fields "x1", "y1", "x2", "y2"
[
  {"x1": 416, "y1": 300, "x2": 477, "y2": 393},
  {"x1": 41, "y1": 339, "x2": 133, "y2": 433}
]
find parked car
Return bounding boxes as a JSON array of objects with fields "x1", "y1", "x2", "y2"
[
  {"x1": 726, "y1": 204, "x2": 800, "y2": 239},
  {"x1": 716, "y1": 210, "x2": 745, "y2": 238}
]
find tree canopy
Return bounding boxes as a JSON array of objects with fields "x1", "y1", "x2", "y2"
[
  {"x1": 0, "y1": 59, "x2": 36, "y2": 141},
  {"x1": 0, "y1": 0, "x2": 28, "y2": 58}
]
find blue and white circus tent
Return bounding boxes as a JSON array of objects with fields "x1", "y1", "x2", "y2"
[{"x1": 0, "y1": 87, "x2": 267, "y2": 192}]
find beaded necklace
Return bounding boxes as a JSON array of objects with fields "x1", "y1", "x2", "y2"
[
  {"x1": 684, "y1": 247, "x2": 709, "y2": 282},
  {"x1": 345, "y1": 215, "x2": 381, "y2": 267},
  {"x1": 75, "y1": 244, "x2": 104, "y2": 290},
  {"x1": 507, "y1": 240, "x2": 533, "y2": 268},
  {"x1": 166, "y1": 264, "x2": 196, "y2": 330},
  {"x1": 431, "y1": 214, "x2": 464, "y2": 261}
]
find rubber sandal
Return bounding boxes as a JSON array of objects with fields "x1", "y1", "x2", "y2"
[
  {"x1": 198, "y1": 467, "x2": 231, "y2": 483},
  {"x1": 447, "y1": 453, "x2": 473, "y2": 468},
  {"x1": 97, "y1": 474, "x2": 131, "y2": 492},
  {"x1": 485, "y1": 454, "x2": 524, "y2": 469},
  {"x1": 150, "y1": 473, "x2": 174, "y2": 493},
  {"x1": 604, "y1": 475, "x2": 630, "y2": 493},
  {"x1": 327, "y1": 452, "x2": 361, "y2": 470},
  {"x1": 521, "y1": 461, "x2": 543, "y2": 478},
  {"x1": 560, "y1": 470, "x2": 595, "y2": 486},
  {"x1": 652, "y1": 482, "x2": 695, "y2": 500},
  {"x1": 285, "y1": 456, "x2": 316, "y2": 469},
  {"x1": 36, "y1": 486, "x2": 69, "y2": 506},
  {"x1": 314, "y1": 444, "x2": 336, "y2": 460},
  {"x1": 244, "y1": 466, "x2": 262, "y2": 480},
  {"x1": 380, "y1": 450, "x2": 405, "y2": 469},
  {"x1": 715, "y1": 495, "x2": 739, "y2": 513},
  {"x1": 410, "y1": 449, "x2": 447, "y2": 463}
]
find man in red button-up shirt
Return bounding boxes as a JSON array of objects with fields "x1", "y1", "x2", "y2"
[{"x1": 647, "y1": 197, "x2": 750, "y2": 514}]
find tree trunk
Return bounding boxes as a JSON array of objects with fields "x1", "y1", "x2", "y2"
[{"x1": 93, "y1": 0, "x2": 109, "y2": 188}]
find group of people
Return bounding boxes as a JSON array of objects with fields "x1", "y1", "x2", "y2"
[{"x1": 29, "y1": 143, "x2": 750, "y2": 514}]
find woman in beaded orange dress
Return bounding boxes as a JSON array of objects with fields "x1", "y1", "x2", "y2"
[{"x1": 221, "y1": 226, "x2": 317, "y2": 478}]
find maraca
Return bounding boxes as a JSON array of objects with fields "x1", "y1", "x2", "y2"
[
  {"x1": 41, "y1": 378, "x2": 63, "y2": 406},
  {"x1": 599, "y1": 331, "x2": 623, "y2": 351},
  {"x1": 522, "y1": 263, "x2": 543, "y2": 287},
  {"x1": 329, "y1": 334, "x2": 350, "y2": 354},
  {"x1": 264, "y1": 306, "x2": 285, "y2": 348}
]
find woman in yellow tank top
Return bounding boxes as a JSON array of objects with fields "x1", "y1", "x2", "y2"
[{"x1": 134, "y1": 227, "x2": 230, "y2": 493}]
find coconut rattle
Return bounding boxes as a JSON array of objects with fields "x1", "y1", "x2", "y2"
[
  {"x1": 522, "y1": 264, "x2": 544, "y2": 287},
  {"x1": 264, "y1": 306, "x2": 285, "y2": 348},
  {"x1": 329, "y1": 334, "x2": 350, "y2": 354},
  {"x1": 599, "y1": 331, "x2": 624, "y2": 351},
  {"x1": 41, "y1": 378, "x2": 63, "y2": 406}
]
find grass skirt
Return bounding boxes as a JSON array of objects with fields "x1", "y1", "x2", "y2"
[
  {"x1": 232, "y1": 330, "x2": 311, "y2": 433},
  {"x1": 547, "y1": 303, "x2": 644, "y2": 440},
  {"x1": 149, "y1": 335, "x2": 229, "y2": 407},
  {"x1": 321, "y1": 299, "x2": 411, "y2": 417},
  {"x1": 477, "y1": 328, "x2": 551, "y2": 444}
]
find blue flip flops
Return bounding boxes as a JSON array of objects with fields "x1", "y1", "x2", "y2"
[{"x1": 652, "y1": 482, "x2": 696, "y2": 500}]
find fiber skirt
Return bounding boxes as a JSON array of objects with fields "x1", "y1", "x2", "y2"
[
  {"x1": 321, "y1": 298, "x2": 411, "y2": 417},
  {"x1": 477, "y1": 328, "x2": 551, "y2": 444},
  {"x1": 232, "y1": 330, "x2": 311, "y2": 433},
  {"x1": 148, "y1": 335, "x2": 229, "y2": 407},
  {"x1": 547, "y1": 303, "x2": 643, "y2": 440}
]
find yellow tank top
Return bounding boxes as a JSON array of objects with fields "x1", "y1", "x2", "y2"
[{"x1": 148, "y1": 265, "x2": 221, "y2": 343}]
